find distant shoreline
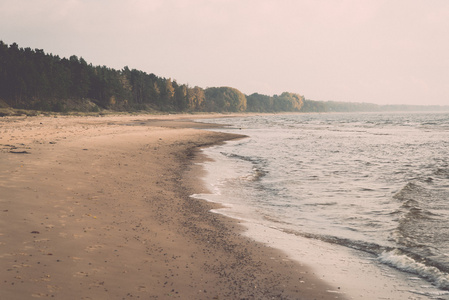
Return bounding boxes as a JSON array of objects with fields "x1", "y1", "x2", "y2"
[{"x1": 2, "y1": 41, "x2": 447, "y2": 118}]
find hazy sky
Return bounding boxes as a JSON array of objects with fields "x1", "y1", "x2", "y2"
[{"x1": 1, "y1": 0, "x2": 448, "y2": 105}]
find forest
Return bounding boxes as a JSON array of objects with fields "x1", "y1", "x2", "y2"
[
  {"x1": 1, "y1": 41, "x2": 447, "y2": 115},
  {"x1": 0, "y1": 41, "x2": 305, "y2": 114}
]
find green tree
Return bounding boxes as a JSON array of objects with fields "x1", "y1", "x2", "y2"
[
  {"x1": 0, "y1": 41, "x2": 315, "y2": 113},
  {"x1": 187, "y1": 86, "x2": 205, "y2": 111},
  {"x1": 204, "y1": 87, "x2": 247, "y2": 112},
  {"x1": 174, "y1": 84, "x2": 188, "y2": 111},
  {"x1": 246, "y1": 93, "x2": 273, "y2": 112},
  {"x1": 272, "y1": 92, "x2": 304, "y2": 111}
]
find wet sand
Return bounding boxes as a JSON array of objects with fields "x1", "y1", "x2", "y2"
[{"x1": 0, "y1": 114, "x2": 342, "y2": 299}]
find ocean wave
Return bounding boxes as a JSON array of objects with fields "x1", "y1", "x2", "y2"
[
  {"x1": 281, "y1": 226, "x2": 449, "y2": 291},
  {"x1": 219, "y1": 152, "x2": 269, "y2": 182},
  {"x1": 303, "y1": 201, "x2": 338, "y2": 207},
  {"x1": 240, "y1": 167, "x2": 267, "y2": 182},
  {"x1": 281, "y1": 228, "x2": 388, "y2": 256},
  {"x1": 379, "y1": 249, "x2": 449, "y2": 290},
  {"x1": 393, "y1": 182, "x2": 437, "y2": 220},
  {"x1": 393, "y1": 182, "x2": 428, "y2": 202},
  {"x1": 435, "y1": 168, "x2": 449, "y2": 179}
]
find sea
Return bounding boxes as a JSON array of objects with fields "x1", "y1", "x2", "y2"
[{"x1": 193, "y1": 112, "x2": 449, "y2": 299}]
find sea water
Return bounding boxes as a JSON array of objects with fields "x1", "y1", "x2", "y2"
[{"x1": 193, "y1": 112, "x2": 449, "y2": 299}]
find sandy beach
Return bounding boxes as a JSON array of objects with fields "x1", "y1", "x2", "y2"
[{"x1": 0, "y1": 114, "x2": 341, "y2": 299}]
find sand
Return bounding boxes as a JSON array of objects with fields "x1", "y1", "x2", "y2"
[{"x1": 0, "y1": 114, "x2": 342, "y2": 299}]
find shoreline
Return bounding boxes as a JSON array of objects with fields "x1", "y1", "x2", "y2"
[
  {"x1": 0, "y1": 114, "x2": 341, "y2": 299},
  {"x1": 193, "y1": 114, "x2": 449, "y2": 300}
]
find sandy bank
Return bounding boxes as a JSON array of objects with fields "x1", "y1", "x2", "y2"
[{"x1": 0, "y1": 114, "x2": 341, "y2": 299}]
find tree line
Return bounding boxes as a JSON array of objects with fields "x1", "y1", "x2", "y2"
[
  {"x1": 3, "y1": 41, "x2": 444, "y2": 114},
  {"x1": 0, "y1": 41, "x2": 305, "y2": 113}
]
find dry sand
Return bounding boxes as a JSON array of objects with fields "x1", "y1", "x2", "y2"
[{"x1": 0, "y1": 114, "x2": 343, "y2": 299}]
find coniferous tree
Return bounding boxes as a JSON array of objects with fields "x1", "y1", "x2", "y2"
[{"x1": 0, "y1": 41, "x2": 316, "y2": 113}]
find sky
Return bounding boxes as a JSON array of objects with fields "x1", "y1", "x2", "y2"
[{"x1": 1, "y1": 0, "x2": 448, "y2": 106}]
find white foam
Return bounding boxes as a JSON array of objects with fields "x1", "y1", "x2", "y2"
[
  {"x1": 192, "y1": 191, "x2": 448, "y2": 299},
  {"x1": 240, "y1": 219, "x2": 448, "y2": 299},
  {"x1": 378, "y1": 249, "x2": 449, "y2": 290}
]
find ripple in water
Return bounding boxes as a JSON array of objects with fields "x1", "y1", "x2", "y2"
[{"x1": 196, "y1": 112, "x2": 449, "y2": 296}]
